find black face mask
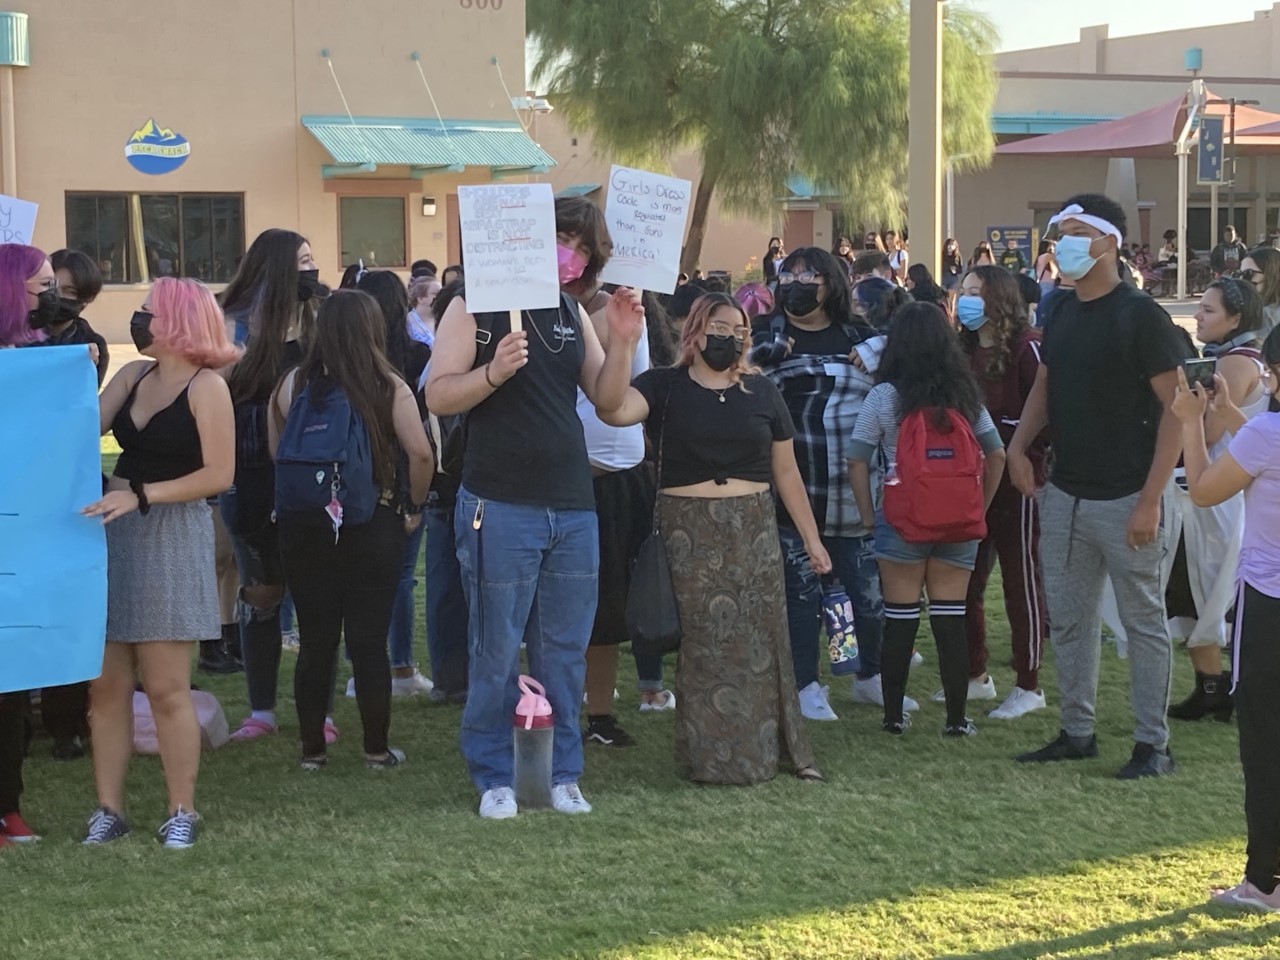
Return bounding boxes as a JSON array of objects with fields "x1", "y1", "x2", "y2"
[
  {"x1": 56, "y1": 297, "x2": 85, "y2": 325},
  {"x1": 28, "y1": 287, "x2": 60, "y2": 330},
  {"x1": 298, "y1": 268, "x2": 329, "y2": 302},
  {"x1": 130, "y1": 310, "x2": 155, "y2": 352},
  {"x1": 700, "y1": 334, "x2": 740, "y2": 372},
  {"x1": 781, "y1": 283, "x2": 821, "y2": 318}
]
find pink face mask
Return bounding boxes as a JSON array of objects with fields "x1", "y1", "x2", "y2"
[{"x1": 557, "y1": 243, "x2": 588, "y2": 285}]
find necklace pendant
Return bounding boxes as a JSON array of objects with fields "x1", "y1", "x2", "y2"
[{"x1": 718, "y1": 394, "x2": 726, "y2": 403}]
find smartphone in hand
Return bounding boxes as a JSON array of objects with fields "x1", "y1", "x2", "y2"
[{"x1": 1183, "y1": 358, "x2": 1217, "y2": 391}]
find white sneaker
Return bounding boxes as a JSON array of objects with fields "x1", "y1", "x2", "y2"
[
  {"x1": 345, "y1": 677, "x2": 356, "y2": 699},
  {"x1": 479, "y1": 787, "x2": 518, "y2": 820},
  {"x1": 550, "y1": 783, "x2": 593, "y2": 815},
  {"x1": 639, "y1": 689, "x2": 676, "y2": 712},
  {"x1": 910, "y1": 650, "x2": 924, "y2": 667},
  {"x1": 798, "y1": 681, "x2": 839, "y2": 721},
  {"x1": 930, "y1": 676, "x2": 998, "y2": 703},
  {"x1": 988, "y1": 686, "x2": 1047, "y2": 720},
  {"x1": 850, "y1": 675, "x2": 919, "y2": 712},
  {"x1": 392, "y1": 668, "x2": 435, "y2": 698}
]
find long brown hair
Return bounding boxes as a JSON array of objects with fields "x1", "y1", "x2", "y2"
[
  {"x1": 291, "y1": 290, "x2": 401, "y2": 487},
  {"x1": 959, "y1": 265, "x2": 1030, "y2": 380}
]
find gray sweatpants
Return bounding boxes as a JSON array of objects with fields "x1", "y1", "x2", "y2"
[{"x1": 1040, "y1": 483, "x2": 1174, "y2": 748}]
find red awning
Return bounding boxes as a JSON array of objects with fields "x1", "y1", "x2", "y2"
[{"x1": 997, "y1": 87, "x2": 1280, "y2": 159}]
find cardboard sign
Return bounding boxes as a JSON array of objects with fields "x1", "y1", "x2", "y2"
[
  {"x1": 458, "y1": 183, "x2": 559, "y2": 315},
  {"x1": 0, "y1": 346, "x2": 107, "y2": 693},
  {"x1": 599, "y1": 165, "x2": 693, "y2": 294},
  {"x1": 0, "y1": 193, "x2": 38, "y2": 246}
]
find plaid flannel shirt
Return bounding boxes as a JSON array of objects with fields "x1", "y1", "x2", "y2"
[{"x1": 759, "y1": 350, "x2": 880, "y2": 538}]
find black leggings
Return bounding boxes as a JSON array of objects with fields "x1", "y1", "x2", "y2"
[
  {"x1": 0, "y1": 693, "x2": 28, "y2": 815},
  {"x1": 1236, "y1": 583, "x2": 1280, "y2": 895},
  {"x1": 280, "y1": 506, "x2": 404, "y2": 758}
]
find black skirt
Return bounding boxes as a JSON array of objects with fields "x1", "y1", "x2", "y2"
[{"x1": 589, "y1": 463, "x2": 656, "y2": 646}]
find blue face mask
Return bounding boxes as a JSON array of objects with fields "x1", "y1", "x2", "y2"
[
  {"x1": 956, "y1": 295, "x2": 987, "y2": 331},
  {"x1": 1055, "y1": 234, "x2": 1102, "y2": 280}
]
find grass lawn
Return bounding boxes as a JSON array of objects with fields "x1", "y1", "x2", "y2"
[{"x1": 6, "y1": 442, "x2": 1276, "y2": 959}]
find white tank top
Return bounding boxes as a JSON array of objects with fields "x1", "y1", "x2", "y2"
[{"x1": 576, "y1": 314, "x2": 650, "y2": 472}]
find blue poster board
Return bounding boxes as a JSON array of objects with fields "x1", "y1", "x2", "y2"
[
  {"x1": 0, "y1": 346, "x2": 106, "y2": 693},
  {"x1": 1198, "y1": 116, "x2": 1227, "y2": 185}
]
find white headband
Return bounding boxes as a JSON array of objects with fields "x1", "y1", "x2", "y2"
[{"x1": 1048, "y1": 204, "x2": 1123, "y2": 244}]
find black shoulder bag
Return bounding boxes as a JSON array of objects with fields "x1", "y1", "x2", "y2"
[{"x1": 625, "y1": 373, "x2": 682, "y2": 657}]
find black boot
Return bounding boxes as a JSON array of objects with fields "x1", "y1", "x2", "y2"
[
  {"x1": 221, "y1": 623, "x2": 244, "y2": 669},
  {"x1": 1168, "y1": 671, "x2": 1234, "y2": 722},
  {"x1": 198, "y1": 639, "x2": 241, "y2": 675}
]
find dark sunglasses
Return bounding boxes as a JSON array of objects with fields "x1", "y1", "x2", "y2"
[{"x1": 1240, "y1": 268, "x2": 1262, "y2": 283}]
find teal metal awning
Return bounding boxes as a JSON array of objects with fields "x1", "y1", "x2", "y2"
[
  {"x1": 302, "y1": 115, "x2": 556, "y2": 179},
  {"x1": 555, "y1": 183, "x2": 600, "y2": 198},
  {"x1": 991, "y1": 112, "x2": 1116, "y2": 136}
]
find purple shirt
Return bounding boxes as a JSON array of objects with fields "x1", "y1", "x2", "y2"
[{"x1": 1229, "y1": 412, "x2": 1280, "y2": 598}]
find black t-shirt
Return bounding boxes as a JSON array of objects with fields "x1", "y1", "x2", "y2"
[
  {"x1": 632, "y1": 366, "x2": 794, "y2": 488},
  {"x1": 786, "y1": 321, "x2": 854, "y2": 358},
  {"x1": 44, "y1": 316, "x2": 109, "y2": 386},
  {"x1": 462, "y1": 297, "x2": 594, "y2": 510},
  {"x1": 1042, "y1": 283, "x2": 1190, "y2": 500}
]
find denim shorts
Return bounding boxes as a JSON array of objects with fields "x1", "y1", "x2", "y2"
[{"x1": 873, "y1": 512, "x2": 979, "y2": 571}]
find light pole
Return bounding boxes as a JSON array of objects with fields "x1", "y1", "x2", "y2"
[
  {"x1": 908, "y1": 0, "x2": 944, "y2": 280},
  {"x1": 1206, "y1": 97, "x2": 1260, "y2": 240}
]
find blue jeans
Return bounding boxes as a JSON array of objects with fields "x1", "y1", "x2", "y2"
[
  {"x1": 634, "y1": 652, "x2": 665, "y2": 691},
  {"x1": 425, "y1": 504, "x2": 469, "y2": 697},
  {"x1": 779, "y1": 526, "x2": 884, "y2": 687},
  {"x1": 454, "y1": 488, "x2": 599, "y2": 792},
  {"x1": 388, "y1": 515, "x2": 427, "y2": 669}
]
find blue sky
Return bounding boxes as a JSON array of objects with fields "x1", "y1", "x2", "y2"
[{"x1": 967, "y1": 0, "x2": 1273, "y2": 52}]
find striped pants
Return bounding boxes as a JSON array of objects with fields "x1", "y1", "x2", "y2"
[{"x1": 964, "y1": 484, "x2": 1047, "y2": 691}]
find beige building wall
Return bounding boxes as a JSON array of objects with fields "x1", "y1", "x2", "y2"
[{"x1": 14, "y1": 0, "x2": 530, "y2": 341}]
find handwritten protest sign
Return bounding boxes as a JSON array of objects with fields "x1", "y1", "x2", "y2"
[
  {"x1": 0, "y1": 346, "x2": 106, "y2": 692},
  {"x1": 599, "y1": 165, "x2": 693, "y2": 294},
  {"x1": 459, "y1": 183, "x2": 559, "y2": 318},
  {"x1": 0, "y1": 193, "x2": 38, "y2": 246}
]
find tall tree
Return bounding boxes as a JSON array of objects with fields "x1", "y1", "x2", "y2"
[{"x1": 529, "y1": 0, "x2": 998, "y2": 273}]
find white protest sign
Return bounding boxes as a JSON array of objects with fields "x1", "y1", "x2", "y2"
[
  {"x1": 0, "y1": 193, "x2": 38, "y2": 246},
  {"x1": 459, "y1": 183, "x2": 559, "y2": 316},
  {"x1": 599, "y1": 165, "x2": 693, "y2": 294}
]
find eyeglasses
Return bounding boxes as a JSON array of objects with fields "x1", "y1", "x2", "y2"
[
  {"x1": 777, "y1": 270, "x2": 821, "y2": 286},
  {"x1": 706, "y1": 320, "x2": 749, "y2": 343},
  {"x1": 26, "y1": 277, "x2": 56, "y2": 293},
  {"x1": 1240, "y1": 269, "x2": 1262, "y2": 283}
]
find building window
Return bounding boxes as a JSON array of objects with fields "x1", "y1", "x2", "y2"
[
  {"x1": 340, "y1": 196, "x2": 406, "y2": 268},
  {"x1": 64, "y1": 192, "x2": 244, "y2": 284}
]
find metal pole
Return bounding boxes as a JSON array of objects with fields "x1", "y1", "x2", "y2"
[
  {"x1": 1228, "y1": 98, "x2": 1237, "y2": 237},
  {"x1": 945, "y1": 162, "x2": 954, "y2": 242},
  {"x1": 907, "y1": 0, "x2": 943, "y2": 280},
  {"x1": 1177, "y1": 146, "x2": 1188, "y2": 299},
  {"x1": 1210, "y1": 183, "x2": 1219, "y2": 255},
  {"x1": 0, "y1": 66, "x2": 16, "y2": 197}
]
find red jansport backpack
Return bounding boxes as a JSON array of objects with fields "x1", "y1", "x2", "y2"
[{"x1": 884, "y1": 407, "x2": 987, "y2": 544}]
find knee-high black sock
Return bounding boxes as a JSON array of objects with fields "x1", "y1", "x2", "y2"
[
  {"x1": 882, "y1": 602, "x2": 921, "y2": 724},
  {"x1": 930, "y1": 600, "x2": 971, "y2": 727}
]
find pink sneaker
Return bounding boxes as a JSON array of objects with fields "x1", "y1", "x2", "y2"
[
  {"x1": 1211, "y1": 880, "x2": 1280, "y2": 912},
  {"x1": 324, "y1": 720, "x2": 339, "y2": 745},
  {"x1": 230, "y1": 717, "x2": 277, "y2": 741}
]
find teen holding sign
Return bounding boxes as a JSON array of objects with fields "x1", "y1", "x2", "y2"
[{"x1": 425, "y1": 193, "x2": 645, "y2": 820}]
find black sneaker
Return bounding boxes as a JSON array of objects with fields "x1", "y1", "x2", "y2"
[
  {"x1": 882, "y1": 715, "x2": 913, "y2": 736},
  {"x1": 584, "y1": 716, "x2": 637, "y2": 747},
  {"x1": 943, "y1": 719, "x2": 979, "y2": 737},
  {"x1": 197, "y1": 640, "x2": 242, "y2": 675},
  {"x1": 1115, "y1": 742, "x2": 1176, "y2": 780},
  {"x1": 82, "y1": 806, "x2": 130, "y2": 845},
  {"x1": 52, "y1": 736, "x2": 86, "y2": 761},
  {"x1": 367, "y1": 747, "x2": 407, "y2": 770},
  {"x1": 157, "y1": 807, "x2": 200, "y2": 849},
  {"x1": 1015, "y1": 729, "x2": 1099, "y2": 763}
]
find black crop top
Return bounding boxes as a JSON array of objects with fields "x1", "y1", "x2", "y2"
[
  {"x1": 112, "y1": 364, "x2": 205, "y2": 484},
  {"x1": 632, "y1": 367, "x2": 794, "y2": 489}
]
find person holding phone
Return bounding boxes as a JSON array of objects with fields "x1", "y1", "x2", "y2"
[
  {"x1": 1172, "y1": 325, "x2": 1280, "y2": 912},
  {"x1": 1166, "y1": 279, "x2": 1269, "y2": 721}
]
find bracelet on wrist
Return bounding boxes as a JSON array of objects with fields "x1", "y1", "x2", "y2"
[{"x1": 484, "y1": 362, "x2": 499, "y2": 389}]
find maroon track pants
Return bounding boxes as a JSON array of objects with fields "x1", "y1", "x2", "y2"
[{"x1": 965, "y1": 485, "x2": 1048, "y2": 691}]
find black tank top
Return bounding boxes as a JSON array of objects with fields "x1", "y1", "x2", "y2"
[
  {"x1": 112, "y1": 364, "x2": 204, "y2": 483},
  {"x1": 462, "y1": 297, "x2": 593, "y2": 510}
]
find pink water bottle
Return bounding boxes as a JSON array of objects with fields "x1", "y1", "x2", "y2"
[{"x1": 513, "y1": 675, "x2": 554, "y2": 810}]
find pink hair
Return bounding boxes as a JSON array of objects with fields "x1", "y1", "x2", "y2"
[
  {"x1": 677, "y1": 293, "x2": 755, "y2": 386},
  {"x1": 149, "y1": 277, "x2": 242, "y2": 368},
  {"x1": 734, "y1": 282, "x2": 774, "y2": 321},
  {"x1": 0, "y1": 244, "x2": 50, "y2": 347}
]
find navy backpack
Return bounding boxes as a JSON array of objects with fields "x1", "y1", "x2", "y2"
[{"x1": 274, "y1": 380, "x2": 377, "y2": 535}]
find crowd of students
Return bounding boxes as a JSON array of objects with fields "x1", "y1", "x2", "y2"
[{"x1": 0, "y1": 190, "x2": 1277, "y2": 914}]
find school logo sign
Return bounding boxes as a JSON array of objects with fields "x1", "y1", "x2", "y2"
[{"x1": 124, "y1": 119, "x2": 190, "y2": 175}]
